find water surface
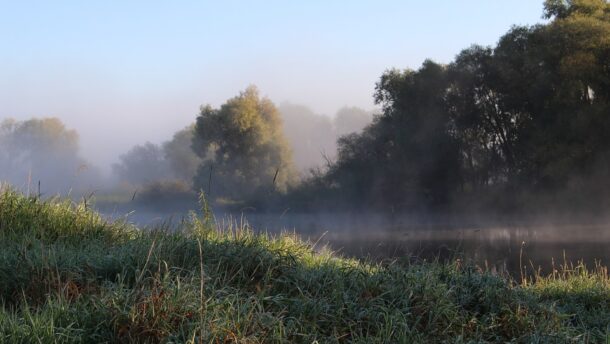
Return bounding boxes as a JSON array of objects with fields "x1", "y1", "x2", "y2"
[{"x1": 102, "y1": 208, "x2": 610, "y2": 277}]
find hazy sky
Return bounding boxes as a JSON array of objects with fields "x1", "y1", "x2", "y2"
[{"x1": 0, "y1": 1, "x2": 545, "y2": 171}]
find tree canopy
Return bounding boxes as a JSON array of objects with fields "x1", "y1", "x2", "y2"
[
  {"x1": 192, "y1": 86, "x2": 298, "y2": 202},
  {"x1": 113, "y1": 142, "x2": 172, "y2": 185},
  {"x1": 163, "y1": 124, "x2": 202, "y2": 184},
  {"x1": 291, "y1": 1, "x2": 610, "y2": 213},
  {"x1": 279, "y1": 103, "x2": 336, "y2": 171},
  {"x1": 279, "y1": 104, "x2": 372, "y2": 172},
  {"x1": 0, "y1": 117, "x2": 96, "y2": 193}
]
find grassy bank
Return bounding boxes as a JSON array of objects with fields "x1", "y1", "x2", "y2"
[{"x1": 0, "y1": 189, "x2": 608, "y2": 343}]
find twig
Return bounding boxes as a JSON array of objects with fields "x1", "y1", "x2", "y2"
[{"x1": 272, "y1": 167, "x2": 280, "y2": 187}]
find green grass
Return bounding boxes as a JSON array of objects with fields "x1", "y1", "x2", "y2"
[{"x1": 0, "y1": 187, "x2": 608, "y2": 343}]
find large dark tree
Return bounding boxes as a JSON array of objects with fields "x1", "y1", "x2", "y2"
[
  {"x1": 484, "y1": 0, "x2": 610, "y2": 189},
  {"x1": 326, "y1": 61, "x2": 461, "y2": 209},
  {"x1": 295, "y1": 0, "x2": 610, "y2": 212}
]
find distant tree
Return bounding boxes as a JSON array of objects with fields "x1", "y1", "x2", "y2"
[
  {"x1": 279, "y1": 103, "x2": 335, "y2": 171},
  {"x1": 113, "y1": 142, "x2": 172, "y2": 185},
  {"x1": 163, "y1": 124, "x2": 202, "y2": 184},
  {"x1": 279, "y1": 104, "x2": 373, "y2": 172},
  {"x1": 333, "y1": 106, "x2": 373, "y2": 137},
  {"x1": 0, "y1": 117, "x2": 79, "y2": 161},
  {"x1": 114, "y1": 125, "x2": 203, "y2": 187},
  {"x1": 0, "y1": 117, "x2": 95, "y2": 193},
  {"x1": 192, "y1": 86, "x2": 298, "y2": 201}
]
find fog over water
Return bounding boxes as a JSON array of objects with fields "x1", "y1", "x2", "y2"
[
  {"x1": 97, "y1": 207, "x2": 610, "y2": 277},
  {"x1": 3, "y1": 1, "x2": 609, "y2": 278}
]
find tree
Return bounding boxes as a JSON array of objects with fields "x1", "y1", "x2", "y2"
[
  {"x1": 324, "y1": 61, "x2": 461, "y2": 209},
  {"x1": 279, "y1": 103, "x2": 335, "y2": 171},
  {"x1": 491, "y1": 0, "x2": 610, "y2": 188},
  {"x1": 372, "y1": 61, "x2": 461, "y2": 206},
  {"x1": 333, "y1": 106, "x2": 373, "y2": 137},
  {"x1": 442, "y1": 0, "x2": 609, "y2": 193},
  {"x1": 192, "y1": 86, "x2": 298, "y2": 201},
  {"x1": 446, "y1": 45, "x2": 526, "y2": 189},
  {"x1": 113, "y1": 142, "x2": 172, "y2": 185},
  {"x1": 543, "y1": 0, "x2": 609, "y2": 19},
  {"x1": 279, "y1": 104, "x2": 373, "y2": 172},
  {"x1": 287, "y1": 0, "x2": 610, "y2": 212},
  {"x1": 163, "y1": 124, "x2": 202, "y2": 184},
  {"x1": 0, "y1": 117, "x2": 96, "y2": 193}
]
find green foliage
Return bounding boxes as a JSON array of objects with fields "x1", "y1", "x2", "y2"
[
  {"x1": 544, "y1": 0, "x2": 609, "y2": 19},
  {"x1": 291, "y1": 1, "x2": 610, "y2": 213},
  {"x1": 113, "y1": 142, "x2": 172, "y2": 185},
  {"x1": 0, "y1": 189, "x2": 608, "y2": 342},
  {"x1": 491, "y1": 1, "x2": 610, "y2": 190},
  {"x1": 318, "y1": 61, "x2": 461, "y2": 209},
  {"x1": 192, "y1": 86, "x2": 298, "y2": 202},
  {"x1": 114, "y1": 125, "x2": 202, "y2": 189},
  {"x1": 163, "y1": 124, "x2": 202, "y2": 184}
]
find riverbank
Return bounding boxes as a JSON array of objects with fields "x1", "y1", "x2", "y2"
[{"x1": 0, "y1": 189, "x2": 608, "y2": 343}]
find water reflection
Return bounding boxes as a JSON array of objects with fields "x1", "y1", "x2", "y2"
[
  {"x1": 101, "y1": 208, "x2": 610, "y2": 278},
  {"x1": 240, "y1": 213, "x2": 610, "y2": 277}
]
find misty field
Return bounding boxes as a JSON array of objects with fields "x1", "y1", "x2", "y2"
[{"x1": 0, "y1": 188, "x2": 607, "y2": 343}]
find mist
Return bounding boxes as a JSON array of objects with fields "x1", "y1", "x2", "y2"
[
  {"x1": 2, "y1": 2, "x2": 609, "y2": 341},
  {"x1": 0, "y1": 0, "x2": 608, "y2": 278},
  {"x1": 0, "y1": 1, "x2": 545, "y2": 173},
  {"x1": 0, "y1": 103, "x2": 374, "y2": 211},
  {"x1": 0, "y1": 117, "x2": 103, "y2": 195},
  {"x1": 279, "y1": 103, "x2": 373, "y2": 171}
]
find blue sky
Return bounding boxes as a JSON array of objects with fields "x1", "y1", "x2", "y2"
[{"x1": 0, "y1": 1, "x2": 545, "y2": 168}]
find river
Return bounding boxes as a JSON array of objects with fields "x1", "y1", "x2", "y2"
[{"x1": 100, "y1": 208, "x2": 610, "y2": 278}]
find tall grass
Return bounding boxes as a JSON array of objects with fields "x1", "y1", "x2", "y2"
[{"x1": 0, "y1": 187, "x2": 608, "y2": 343}]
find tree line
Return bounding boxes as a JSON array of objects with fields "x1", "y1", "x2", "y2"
[
  {"x1": 288, "y1": 0, "x2": 610, "y2": 214},
  {"x1": 3, "y1": 0, "x2": 609, "y2": 215},
  {"x1": 112, "y1": 87, "x2": 372, "y2": 208}
]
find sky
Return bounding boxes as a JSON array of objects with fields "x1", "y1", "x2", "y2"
[{"x1": 0, "y1": 1, "x2": 545, "y2": 171}]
